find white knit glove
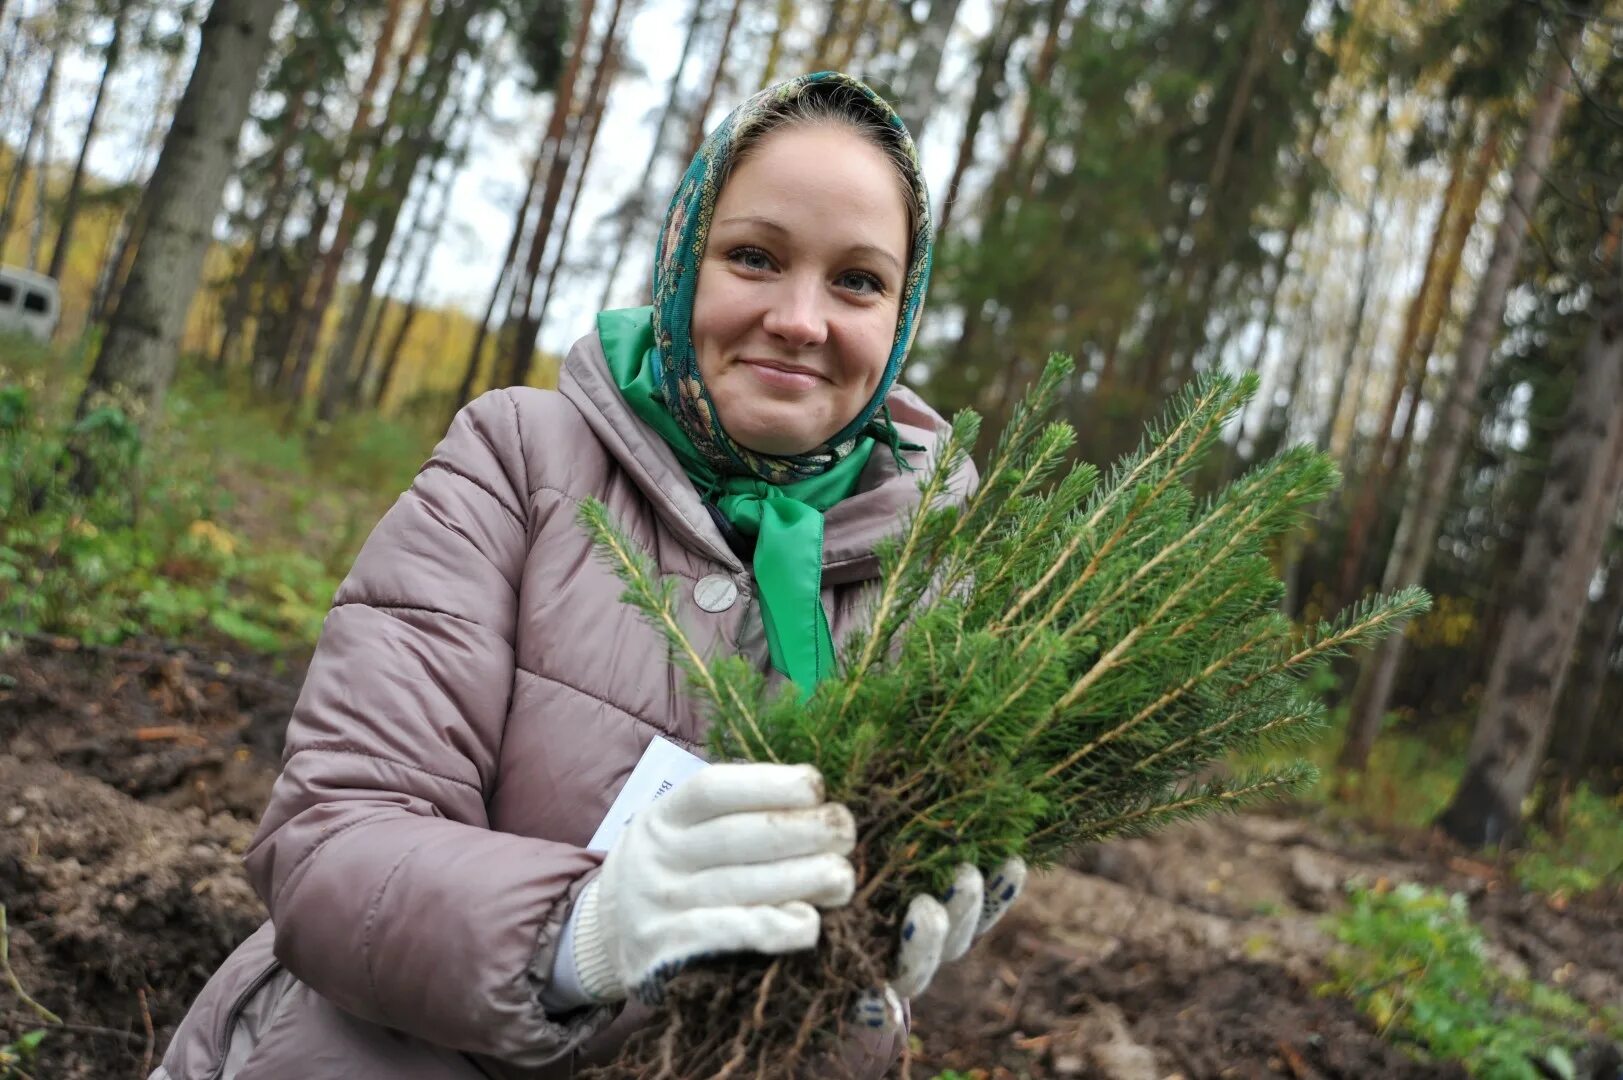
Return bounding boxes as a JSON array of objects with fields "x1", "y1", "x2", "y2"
[
  {"x1": 569, "y1": 763, "x2": 856, "y2": 1004},
  {"x1": 853, "y1": 858, "x2": 1027, "y2": 1031}
]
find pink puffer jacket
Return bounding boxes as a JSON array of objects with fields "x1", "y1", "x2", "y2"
[{"x1": 153, "y1": 326, "x2": 969, "y2": 1079}]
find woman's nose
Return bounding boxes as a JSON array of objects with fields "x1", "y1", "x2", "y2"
[{"x1": 761, "y1": 278, "x2": 829, "y2": 348}]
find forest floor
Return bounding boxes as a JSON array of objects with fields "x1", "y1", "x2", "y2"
[{"x1": 2, "y1": 633, "x2": 1620, "y2": 1079}]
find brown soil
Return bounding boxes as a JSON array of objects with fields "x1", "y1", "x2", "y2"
[{"x1": 2, "y1": 633, "x2": 1620, "y2": 1079}]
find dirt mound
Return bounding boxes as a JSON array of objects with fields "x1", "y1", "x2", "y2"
[
  {"x1": 0, "y1": 635, "x2": 292, "y2": 1077},
  {"x1": 0, "y1": 755, "x2": 264, "y2": 1078}
]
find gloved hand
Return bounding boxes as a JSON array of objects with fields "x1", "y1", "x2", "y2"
[
  {"x1": 853, "y1": 858, "x2": 1027, "y2": 1031},
  {"x1": 570, "y1": 763, "x2": 856, "y2": 1004}
]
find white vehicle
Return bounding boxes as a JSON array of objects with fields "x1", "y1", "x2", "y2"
[{"x1": 0, "y1": 265, "x2": 61, "y2": 342}]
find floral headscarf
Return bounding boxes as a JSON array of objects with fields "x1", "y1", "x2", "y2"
[{"x1": 649, "y1": 70, "x2": 934, "y2": 483}]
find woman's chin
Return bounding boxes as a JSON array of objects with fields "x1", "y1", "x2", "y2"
[{"x1": 724, "y1": 414, "x2": 830, "y2": 458}]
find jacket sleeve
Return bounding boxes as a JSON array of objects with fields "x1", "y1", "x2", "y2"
[{"x1": 243, "y1": 389, "x2": 618, "y2": 1066}]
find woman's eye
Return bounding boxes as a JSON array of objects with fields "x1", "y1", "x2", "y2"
[
  {"x1": 728, "y1": 247, "x2": 773, "y2": 272},
  {"x1": 838, "y1": 271, "x2": 884, "y2": 296}
]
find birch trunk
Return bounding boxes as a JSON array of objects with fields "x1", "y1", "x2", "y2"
[{"x1": 76, "y1": 0, "x2": 282, "y2": 438}]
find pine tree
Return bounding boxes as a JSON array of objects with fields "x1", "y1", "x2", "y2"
[{"x1": 580, "y1": 360, "x2": 1428, "y2": 1078}]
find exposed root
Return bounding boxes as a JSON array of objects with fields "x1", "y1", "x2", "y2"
[{"x1": 583, "y1": 899, "x2": 896, "y2": 1080}]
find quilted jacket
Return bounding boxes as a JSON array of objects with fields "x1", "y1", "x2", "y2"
[{"x1": 152, "y1": 325, "x2": 969, "y2": 1079}]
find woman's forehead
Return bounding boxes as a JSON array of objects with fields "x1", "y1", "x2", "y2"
[{"x1": 713, "y1": 128, "x2": 910, "y2": 254}]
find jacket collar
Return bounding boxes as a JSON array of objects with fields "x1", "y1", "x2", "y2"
[{"x1": 559, "y1": 329, "x2": 970, "y2": 586}]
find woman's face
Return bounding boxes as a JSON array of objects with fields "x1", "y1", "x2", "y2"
[{"x1": 692, "y1": 125, "x2": 911, "y2": 458}]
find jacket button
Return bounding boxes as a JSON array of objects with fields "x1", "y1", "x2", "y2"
[{"x1": 694, "y1": 574, "x2": 739, "y2": 613}]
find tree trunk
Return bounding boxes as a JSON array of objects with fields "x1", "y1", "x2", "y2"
[
  {"x1": 74, "y1": 0, "x2": 282, "y2": 442},
  {"x1": 316, "y1": 0, "x2": 476, "y2": 423},
  {"x1": 283, "y1": 0, "x2": 417, "y2": 401},
  {"x1": 1537, "y1": 543, "x2": 1623, "y2": 828},
  {"x1": 26, "y1": 58, "x2": 54, "y2": 271},
  {"x1": 529, "y1": 22, "x2": 625, "y2": 373},
  {"x1": 1335, "y1": 120, "x2": 1502, "y2": 603},
  {"x1": 359, "y1": 49, "x2": 489, "y2": 406},
  {"x1": 891, "y1": 0, "x2": 964, "y2": 145},
  {"x1": 597, "y1": 0, "x2": 703, "y2": 311},
  {"x1": 372, "y1": 102, "x2": 474, "y2": 411},
  {"x1": 1338, "y1": 28, "x2": 1581, "y2": 771},
  {"x1": 272, "y1": 191, "x2": 334, "y2": 398},
  {"x1": 1436, "y1": 293, "x2": 1623, "y2": 847},
  {"x1": 682, "y1": 0, "x2": 745, "y2": 162},
  {"x1": 49, "y1": 0, "x2": 132, "y2": 282},
  {"x1": 214, "y1": 89, "x2": 309, "y2": 373},
  {"x1": 0, "y1": 35, "x2": 58, "y2": 254},
  {"x1": 1136, "y1": 0, "x2": 1281, "y2": 387},
  {"x1": 827, "y1": 0, "x2": 874, "y2": 71},
  {"x1": 89, "y1": 2, "x2": 194, "y2": 326},
  {"x1": 984, "y1": 0, "x2": 1069, "y2": 218},
  {"x1": 934, "y1": 0, "x2": 1023, "y2": 243},
  {"x1": 454, "y1": 150, "x2": 544, "y2": 416},
  {"x1": 501, "y1": 0, "x2": 598, "y2": 389},
  {"x1": 813, "y1": 0, "x2": 849, "y2": 69},
  {"x1": 1319, "y1": 93, "x2": 1390, "y2": 458}
]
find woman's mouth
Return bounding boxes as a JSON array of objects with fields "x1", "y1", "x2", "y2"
[{"x1": 740, "y1": 358, "x2": 823, "y2": 391}]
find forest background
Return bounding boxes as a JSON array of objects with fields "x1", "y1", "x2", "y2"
[{"x1": 0, "y1": 0, "x2": 1621, "y2": 1076}]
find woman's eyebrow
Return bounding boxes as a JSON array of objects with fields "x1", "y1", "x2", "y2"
[{"x1": 715, "y1": 215, "x2": 903, "y2": 275}]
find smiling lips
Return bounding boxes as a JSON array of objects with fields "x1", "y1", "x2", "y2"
[{"x1": 740, "y1": 357, "x2": 825, "y2": 391}]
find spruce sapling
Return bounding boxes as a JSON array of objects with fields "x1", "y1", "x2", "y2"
[{"x1": 578, "y1": 357, "x2": 1430, "y2": 1078}]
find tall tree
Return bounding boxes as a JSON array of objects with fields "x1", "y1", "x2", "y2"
[
  {"x1": 502, "y1": 0, "x2": 602, "y2": 389},
  {"x1": 455, "y1": 148, "x2": 544, "y2": 413},
  {"x1": 359, "y1": 48, "x2": 491, "y2": 405},
  {"x1": 891, "y1": 0, "x2": 963, "y2": 144},
  {"x1": 529, "y1": 19, "x2": 624, "y2": 362},
  {"x1": 1538, "y1": 541, "x2": 1622, "y2": 823},
  {"x1": 597, "y1": 0, "x2": 702, "y2": 311},
  {"x1": 0, "y1": 21, "x2": 60, "y2": 254},
  {"x1": 88, "y1": 0, "x2": 196, "y2": 325},
  {"x1": 933, "y1": 0, "x2": 1023, "y2": 242},
  {"x1": 1338, "y1": 24, "x2": 1582, "y2": 770},
  {"x1": 759, "y1": 0, "x2": 793, "y2": 84},
  {"x1": 49, "y1": 0, "x2": 133, "y2": 282},
  {"x1": 25, "y1": 40, "x2": 54, "y2": 271},
  {"x1": 74, "y1": 0, "x2": 282, "y2": 439},
  {"x1": 1435, "y1": 289, "x2": 1623, "y2": 846},
  {"x1": 1334, "y1": 116, "x2": 1502, "y2": 603},
  {"x1": 284, "y1": 0, "x2": 417, "y2": 401},
  {"x1": 1320, "y1": 92, "x2": 1391, "y2": 460},
  {"x1": 316, "y1": 0, "x2": 483, "y2": 422},
  {"x1": 681, "y1": 0, "x2": 744, "y2": 161}
]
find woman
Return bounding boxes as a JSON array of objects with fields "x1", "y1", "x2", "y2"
[{"x1": 155, "y1": 71, "x2": 1023, "y2": 1080}]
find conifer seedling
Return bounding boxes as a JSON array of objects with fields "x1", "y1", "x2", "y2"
[{"x1": 579, "y1": 357, "x2": 1430, "y2": 1078}]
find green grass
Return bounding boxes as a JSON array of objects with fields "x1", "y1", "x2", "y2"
[{"x1": 0, "y1": 331, "x2": 440, "y2": 653}]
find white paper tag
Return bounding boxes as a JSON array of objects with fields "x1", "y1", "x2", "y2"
[{"x1": 588, "y1": 735, "x2": 709, "y2": 851}]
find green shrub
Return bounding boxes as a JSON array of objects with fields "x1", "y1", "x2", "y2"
[
  {"x1": 1513, "y1": 787, "x2": 1623, "y2": 899},
  {"x1": 1323, "y1": 882, "x2": 1620, "y2": 1079},
  {"x1": 0, "y1": 337, "x2": 435, "y2": 652}
]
